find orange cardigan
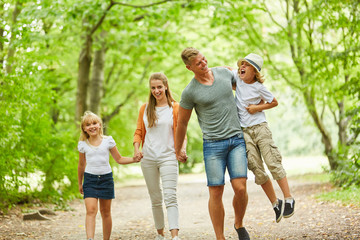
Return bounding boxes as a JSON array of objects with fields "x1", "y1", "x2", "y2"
[{"x1": 133, "y1": 102, "x2": 179, "y2": 148}]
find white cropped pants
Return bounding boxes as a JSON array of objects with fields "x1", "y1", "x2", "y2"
[{"x1": 141, "y1": 158, "x2": 179, "y2": 231}]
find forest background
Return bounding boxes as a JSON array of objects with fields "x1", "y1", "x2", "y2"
[{"x1": 0, "y1": 0, "x2": 359, "y2": 212}]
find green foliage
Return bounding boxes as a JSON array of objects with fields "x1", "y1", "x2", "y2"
[
  {"x1": 1, "y1": 0, "x2": 359, "y2": 212},
  {"x1": 317, "y1": 184, "x2": 360, "y2": 208},
  {"x1": 330, "y1": 150, "x2": 360, "y2": 187},
  {"x1": 330, "y1": 71, "x2": 360, "y2": 187}
]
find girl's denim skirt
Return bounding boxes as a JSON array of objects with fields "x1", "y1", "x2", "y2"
[{"x1": 83, "y1": 172, "x2": 115, "y2": 199}]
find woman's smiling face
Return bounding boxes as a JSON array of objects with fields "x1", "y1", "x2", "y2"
[{"x1": 150, "y1": 79, "x2": 167, "y2": 103}]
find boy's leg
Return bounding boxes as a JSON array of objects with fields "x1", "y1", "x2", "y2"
[
  {"x1": 85, "y1": 198, "x2": 98, "y2": 239},
  {"x1": 243, "y1": 128, "x2": 275, "y2": 201},
  {"x1": 99, "y1": 199, "x2": 112, "y2": 240},
  {"x1": 277, "y1": 176, "x2": 292, "y2": 199},
  {"x1": 261, "y1": 179, "x2": 277, "y2": 204},
  {"x1": 255, "y1": 123, "x2": 294, "y2": 219},
  {"x1": 208, "y1": 185, "x2": 225, "y2": 240},
  {"x1": 277, "y1": 176, "x2": 295, "y2": 218}
]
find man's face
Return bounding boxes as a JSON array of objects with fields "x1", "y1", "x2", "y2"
[{"x1": 186, "y1": 53, "x2": 209, "y2": 75}]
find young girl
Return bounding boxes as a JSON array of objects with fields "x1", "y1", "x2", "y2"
[
  {"x1": 133, "y1": 72, "x2": 186, "y2": 240},
  {"x1": 233, "y1": 53, "x2": 295, "y2": 223},
  {"x1": 78, "y1": 111, "x2": 141, "y2": 240}
]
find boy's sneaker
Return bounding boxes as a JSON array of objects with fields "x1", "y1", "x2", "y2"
[
  {"x1": 283, "y1": 198, "x2": 295, "y2": 218},
  {"x1": 273, "y1": 198, "x2": 284, "y2": 223}
]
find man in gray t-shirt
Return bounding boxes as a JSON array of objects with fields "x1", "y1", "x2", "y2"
[{"x1": 175, "y1": 47, "x2": 250, "y2": 240}]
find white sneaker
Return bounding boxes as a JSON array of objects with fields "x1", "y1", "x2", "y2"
[
  {"x1": 172, "y1": 237, "x2": 180, "y2": 240},
  {"x1": 155, "y1": 235, "x2": 166, "y2": 240}
]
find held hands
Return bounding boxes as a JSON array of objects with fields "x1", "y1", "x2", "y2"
[
  {"x1": 176, "y1": 150, "x2": 188, "y2": 163},
  {"x1": 133, "y1": 152, "x2": 143, "y2": 163}
]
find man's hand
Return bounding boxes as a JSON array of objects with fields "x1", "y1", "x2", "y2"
[
  {"x1": 176, "y1": 150, "x2": 188, "y2": 163},
  {"x1": 246, "y1": 104, "x2": 260, "y2": 114}
]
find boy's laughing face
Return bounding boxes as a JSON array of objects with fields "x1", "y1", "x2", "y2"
[{"x1": 238, "y1": 61, "x2": 257, "y2": 83}]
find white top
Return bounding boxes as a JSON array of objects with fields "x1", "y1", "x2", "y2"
[
  {"x1": 233, "y1": 69, "x2": 274, "y2": 127},
  {"x1": 78, "y1": 136, "x2": 116, "y2": 175},
  {"x1": 142, "y1": 105, "x2": 176, "y2": 160}
]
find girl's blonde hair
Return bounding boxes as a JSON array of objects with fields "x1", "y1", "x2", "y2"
[
  {"x1": 79, "y1": 111, "x2": 103, "y2": 141},
  {"x1": 146, "y1": 72, "x2": 175, "y2": 128}
]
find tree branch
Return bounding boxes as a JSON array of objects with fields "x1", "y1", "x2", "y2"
[
  {"x1": 112, "y1": 0, "x2": 176, "y2": 8},
  {"x1": 264, "y1": 53, "x2": 302, "y2": 90},
  {"x1": 90, "y1": 0, "x2": 176, "y2": 36},
  {"x1": 103, "y1": 60, "x2": 151, "y2": 123},
  {"x1": 262, "y1": 0, "x2": 286, "y2": 32}
]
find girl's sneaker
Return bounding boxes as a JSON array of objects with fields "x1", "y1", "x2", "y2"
[
  {"x1": 155, "y1": 235, "x2": 166, "y2": 240},
  {"x1": 172, "y1": 237, "x2": 180, "y2": 240}
]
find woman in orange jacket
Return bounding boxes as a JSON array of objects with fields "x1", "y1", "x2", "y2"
[{"x1": 133, "y1": 72, "x2": 186, "y2": 240}]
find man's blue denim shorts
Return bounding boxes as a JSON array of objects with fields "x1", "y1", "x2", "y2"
[
  {"x1": 203, "y1": 133, "x2": 247, "y2": 186},
  {"x1": 83, "y1": 172, "x2": 115, "y2": 199}
]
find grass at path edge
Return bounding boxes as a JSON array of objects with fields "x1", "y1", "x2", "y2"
[{"x1": 290, "y1": 173, "x2": 360, "y2": 208}]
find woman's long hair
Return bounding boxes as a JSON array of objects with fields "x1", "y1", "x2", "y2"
[{"x1": 146, "y1": 72, "x2": 175, "y2": 128}]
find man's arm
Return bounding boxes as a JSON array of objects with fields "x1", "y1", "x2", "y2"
[
  {"x1": 175, "y1": 106, "x2": 192, "y2": 162},
  {"x1": 246, "y1": 97, "x2": 278, "y2": 114}
]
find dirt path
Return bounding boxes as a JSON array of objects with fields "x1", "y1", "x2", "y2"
[{"x1": 1, "y1": 173, "x2": 360, "y2": 240}]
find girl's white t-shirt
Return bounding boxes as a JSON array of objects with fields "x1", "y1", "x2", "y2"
[
  {"x1": 233, "y1": 69, "x2": 274, "y2": 128},
  {"x1": 78, "y1": 136, "x2": 116, "y2": 175},
  {"x1": 142, "y1": 105, "x2": 176, "y2": 160}
]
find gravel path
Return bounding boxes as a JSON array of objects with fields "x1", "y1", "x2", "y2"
[{"x1": 1, "y1": 173, "x2": 360, "y2": 240}]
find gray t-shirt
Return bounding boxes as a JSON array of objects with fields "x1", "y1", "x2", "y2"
[{"x1": 180, "y1": 67, "x2": 242, "y2": 140}]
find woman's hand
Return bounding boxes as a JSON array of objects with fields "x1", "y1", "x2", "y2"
[
  {"x1": 133, "y1": 152, "x2": 143, "y2": 163},
  {"x1": 176, "y1": 150, "x2": 188, "y2": 163}
]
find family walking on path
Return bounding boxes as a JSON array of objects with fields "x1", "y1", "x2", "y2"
[{"x1": 77, "y1": 47, "x2": 295, "y2": 240}]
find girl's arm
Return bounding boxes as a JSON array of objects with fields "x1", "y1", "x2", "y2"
[
  {"x1": 246, "y1": 97, "x2": 278, "y2": 114},
  {"x1": 110, "y1": 146, "x2": 140, "y2": 165},
  {"x1": 78, "y1": 152, "x2": 86, "y2": 195}
]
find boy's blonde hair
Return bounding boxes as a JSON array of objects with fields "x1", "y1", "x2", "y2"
[
  {"x1": 181, "y1": 47, "x2": 200, "y2": 65},
  {"x1": 147, "y1": 72, "x2": 175, "y2": 128},
  {"x1": 79, "y1": 111, "x2": 103, "y2": 141}
]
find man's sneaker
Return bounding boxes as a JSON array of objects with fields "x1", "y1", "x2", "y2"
[
  {"x1": 273, "y1": 198, "x2": 284, "y2": 223},
  {"x1": 234, "y1": 225, "x2": 250, "y2": 240},
  {"x1": 283, "y1": 198, "x2": 295, "y2": 218}
]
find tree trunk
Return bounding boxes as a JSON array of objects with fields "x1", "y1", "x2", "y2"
[
  {"x1": 89, "y1": 31, "x2": 106, "y2": 115},
  {"x1": 5, "y1": 1, "x2": 22, "y2": 74},
  {"x1": 302, "y1": 90, "x2": 337, "y2": 169},
  {"x1": 0, "y1": 3, "x2": 4, "y2": 68},
  {"x1": 76, "y1": 34, "x2": 92, "y2": 122}
]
